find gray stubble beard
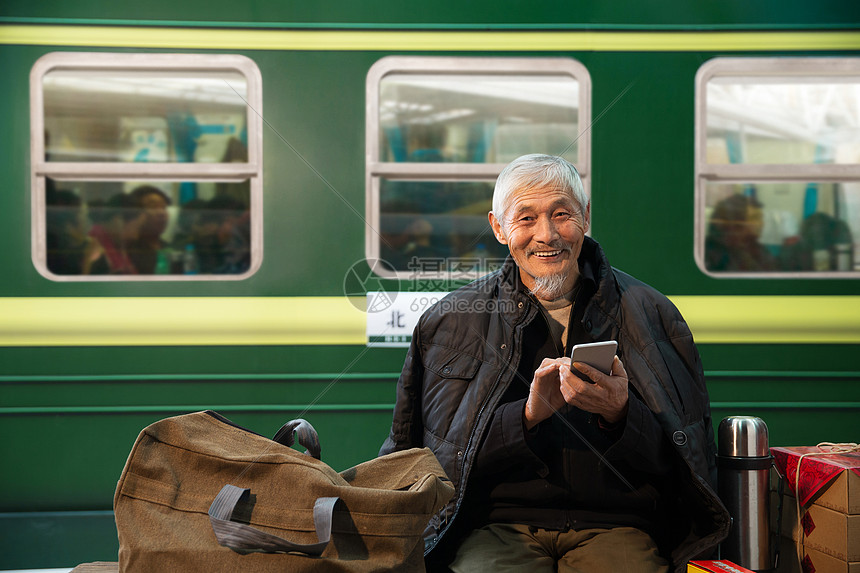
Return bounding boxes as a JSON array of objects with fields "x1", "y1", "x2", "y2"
[{"x1": 530, "y1": 271, "x2": 569, "y2": 300}]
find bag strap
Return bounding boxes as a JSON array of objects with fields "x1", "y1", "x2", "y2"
[
  {"x1": 272, "y1": 418, "x2": 321, "y2": 460},
  {"x1": 209, "y1": 484, "x2": 339, "y2": 555}
]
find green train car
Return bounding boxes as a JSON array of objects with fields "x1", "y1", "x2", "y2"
[{"x1": 1, "y1": 1, "x2": 858, "y2": 568}]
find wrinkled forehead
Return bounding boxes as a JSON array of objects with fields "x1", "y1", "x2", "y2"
[{"x1": 505, "y1": 185, "x2": 581, "y2": 216}]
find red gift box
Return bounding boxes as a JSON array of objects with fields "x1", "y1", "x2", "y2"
[
  {"x1": 688, "y1": 560, "x2": 756, "y2": 573},
  {"x1": 771, "y1": 446, "x2": 860, "y2": 570},
  {"x1": 771, "y1": 446, "x2": 860, "y2": 513}
]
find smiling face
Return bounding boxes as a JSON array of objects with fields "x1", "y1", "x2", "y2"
[{"x1": 489, "y1": 185, "x2": 589, "y2": 300}]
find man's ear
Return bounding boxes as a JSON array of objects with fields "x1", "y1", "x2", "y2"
[
  {"x1": 488, "y1": 211, "x2": 508, "y2": 245},
  {"x1": 583, "y1": 203, "x2": 592, "y2": 233}
]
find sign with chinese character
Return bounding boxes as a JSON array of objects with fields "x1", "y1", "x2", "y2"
[{"x1": 366, "y1": 292, "x2": 448, "y2": 347}]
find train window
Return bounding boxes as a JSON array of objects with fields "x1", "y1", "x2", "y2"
[
  {"x1": 31, "y1": 53, "x2": 263, "y2": 280},
  {"x1": 695, "y1": 58, "x2": 860, "y2": 277},
  {"x1": 366, "y1": 57, "x2": 591, "y2": 279}
]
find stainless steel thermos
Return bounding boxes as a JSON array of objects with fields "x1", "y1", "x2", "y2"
[{"x1": 717, "y1": 416, "x2": 772, "y2": 571}]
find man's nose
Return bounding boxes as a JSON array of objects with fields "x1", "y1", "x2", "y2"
[{"x1": 534, "y1": 216, "x2": 559, "y2": 243}]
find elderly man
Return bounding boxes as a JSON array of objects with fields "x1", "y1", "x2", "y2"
[{"x1": 380, "y1": 154, "x2": 729, "y2": 572}]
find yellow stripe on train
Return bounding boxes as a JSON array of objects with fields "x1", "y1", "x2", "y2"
[
  {"x1": 1, "y1": 26, "x2": 860, "y2": 51},
  {"x1": 0, "y1": 296, "x2": 857, "y2": 346}
]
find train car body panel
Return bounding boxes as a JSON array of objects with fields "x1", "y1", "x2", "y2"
[{"x1": 0, "y1": 2, "x2": 858, "y2": 568}]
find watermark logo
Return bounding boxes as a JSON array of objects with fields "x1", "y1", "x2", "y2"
[
  {"x1": 350, "y1": 256, "x2": 513, "y2": 347},
  {"x1": 343, "y1": 255, "x2": 509, "y2": 313},
  {"x1": 342, "y1": 258, "x2": 400, "y2": 312}
]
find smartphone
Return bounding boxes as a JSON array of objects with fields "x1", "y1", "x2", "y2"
[{"x1": 570, "y1": 341, "x2": 618, "y2": 383}]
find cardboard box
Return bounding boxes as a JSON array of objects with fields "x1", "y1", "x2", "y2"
[
  {"x1": 776, "y1": 536, "x2": 860, "y2": 573},
  {"x1": 688, "y1": 561, "x2": 755, "y2": 573},
  {"x1": 801, "y1": 548, "x2": 860, "y2": 573},
  {"x1": 772, "y1": 463, "x2": 860, "y2": 516},
  {"x1": 773, "y1": 491, "x2": 860, "y2": 561},
  {"x1": 817, "y1": 469, "x2": 860, "y2": 515},
  {"x1": 771, "y1": 447, "x2": 860, "y2": 515}
]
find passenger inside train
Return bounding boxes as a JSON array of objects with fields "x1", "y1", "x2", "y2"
[
  {"x1": 704, "y1": 186, "x2": 857, "y2": 274},
  {"x1": 84, "y1": 192, "x2": 146, "y2": 275},
  {"x1": 126, "y1": 185, "x2": 171, "y2": 274},
  {"x1": 45, "y1": 187, "x2": 91, "y2": 275},
  {"x1": 44, "y1": 185, "x2": 250, "y2": 276},
  {"x1": 704, "y1": 193, "x2": 777, "y2": 272}
]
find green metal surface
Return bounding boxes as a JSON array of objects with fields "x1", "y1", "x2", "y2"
[
  {"x1": 0, "y1": 511, "x2": 118, "y2": 569},
  {"x1": 1, "y1": 0, "x2": 858, "y2": 28}
]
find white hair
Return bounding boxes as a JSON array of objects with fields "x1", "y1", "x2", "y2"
[{"x1": 492, "y1": 154, "x2": 588, "y2": 227}]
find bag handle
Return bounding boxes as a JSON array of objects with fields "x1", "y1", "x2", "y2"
[
  {"x1": 272, "y1": 418, "x2": 321, "y2": 460},
  {"x1": 209, "y1": 484, "x2": 339, "y2": 555}
]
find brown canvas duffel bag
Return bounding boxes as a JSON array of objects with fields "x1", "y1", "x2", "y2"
[{"x1": 114, "y1": 410, "x2": 454, "y2": 572}]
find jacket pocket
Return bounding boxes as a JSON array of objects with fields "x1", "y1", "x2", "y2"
[
  {"x1": 423, "y1": 429, "x2": 463, "y2": 488},
  {"x1": 419, "y1": 344, "x2": 483, "y2": 489},
  {"x1": 420, "y1": 345, "x2": 483, "y2": 437},
  {"x1": 422, "y1": 344, "x2": 482, "y2": 380}
]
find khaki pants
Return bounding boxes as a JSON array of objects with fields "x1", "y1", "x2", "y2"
[{"x1": 449, "y1": 523, "x2": 670, "y2": 573}]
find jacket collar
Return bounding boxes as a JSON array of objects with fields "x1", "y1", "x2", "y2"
[{"x1": 579, "y1": 236, "x2": 620, "y2": 315}]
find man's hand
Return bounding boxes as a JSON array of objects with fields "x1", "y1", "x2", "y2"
[
  {"x1": 523, "y1": 358, "x2": 569, "y2": 430},
  {"x1": 560, "y1": 356, "x2": 630, "y2": 424}
]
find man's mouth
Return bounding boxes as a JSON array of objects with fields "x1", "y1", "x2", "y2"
[{"x1": 529, "y1": 243, "x2": 570, "y2": 259}]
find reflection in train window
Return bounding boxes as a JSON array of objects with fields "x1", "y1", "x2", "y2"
[
  {"x1": 31, "y1": 53, "x2": 263, "y2": 280},
  {"x1": 695, "y1": 57, "x2": 860, "y2": 277},
  {"x1": 704, "y1": 182, "x2": 856, "y2": 273},
  {"x1": 43, "y1": 70, "x2": 249, "y2": 164},
  {"x1": 379, "y1": 73, "x2": 581, "y2": 164},
  {"x1": 379, "y1": 180, "x2": 509, "y2": 275},
  {"x1": 366, "y1": 57, "x2": 591, "y2": 278},
  {"x1": 706, "y1": 79, "x2": 859, "y2": 166},
  {"x1": 46, "y1": 180, "x2": 250, "y2": 276}
]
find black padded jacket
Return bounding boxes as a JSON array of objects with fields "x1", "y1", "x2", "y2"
[{"x1": 379, "y1": 237, "x2": 730, "y2": 572}]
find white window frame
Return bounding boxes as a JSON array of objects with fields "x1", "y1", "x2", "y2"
[
  {"x1": 365, "y1": 56, "x2": 592, "y2": 279},
  {"x1": 30, "y1": 52, "x2": 264, "y2": 281},
  {"x1": 694, "y1": 57, "x2": 860, "y2": 279}
]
